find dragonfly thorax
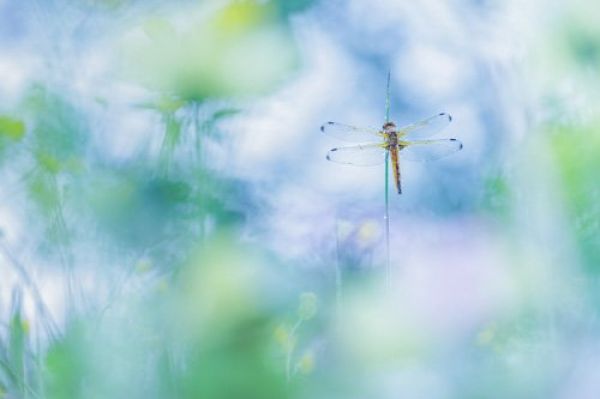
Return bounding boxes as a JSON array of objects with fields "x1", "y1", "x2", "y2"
[
  {"x1": 383, "y1": 122, "x2": 398, "y2": 147},
  {"x1": 387, "y1": 132, "x2": 398, "y2": 147}
]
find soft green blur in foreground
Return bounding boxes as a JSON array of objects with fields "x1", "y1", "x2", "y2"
[
  {"x1": 0, "y1": 0, "x2": 599, "y2": 398},
  {"x1": 42, "y1": 236, "x2": 291, "y2": 399},
  {"x1": 122, "y1": 1, "x2": 298, "y2": 101}
]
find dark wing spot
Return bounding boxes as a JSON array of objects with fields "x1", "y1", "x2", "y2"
[
  {"x1": 330, "y1": 148, "x2": 338, "y2": 152},
  {"x1": 439, "y1": 112, "x2": 452, "y2": 122},
  {"x1": 321, "y1": 122, "x2": 335, "y2": 132},
  {"x1": 450, "y1": 138, "x2": 463, "y2": 150},
  {"x1": 326, "y1": 154, "x2": 331, "y2": 160}
]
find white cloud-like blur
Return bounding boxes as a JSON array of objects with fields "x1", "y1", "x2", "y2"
[{"x1": 209, "y1": 0, "x2": 524, "y2": 264}]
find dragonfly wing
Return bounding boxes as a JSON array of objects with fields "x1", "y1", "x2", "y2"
[
  {"x1": 321, "y1": 122, "x2": 382, "y2": 142},
  {"x1": 398, "y1": 113, "x2": 452, "y2": 140},
  {"x1": 399, "y1": 139, "x2": 463, "y2": 162},
  {"x1": 326, "y1": 143, "x2": 387, "y2": 166}
]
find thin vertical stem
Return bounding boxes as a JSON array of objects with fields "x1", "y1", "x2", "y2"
[
  {"x1": 286, "y1": 318, "x2": 303, "y2": 383},
  {"x1": 385, "y1": 71, "x2": 391, "y2": 123},
  {"x1": 0, "y1": 240, "x2": 59, "y2": 341},
  {"x1": 384, "y1": 152, "x2": 391, "y2": 287},
  {"x1": 384, "y1": 71, "x2": 391, "y2": 287},
  {"x1": 334, "y1": 218, "x2": 343, "y2": 312}
]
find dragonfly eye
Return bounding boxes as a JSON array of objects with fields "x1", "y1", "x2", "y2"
[{"x1": 382, "y1": 122, "x2": 396, "y2": 132}]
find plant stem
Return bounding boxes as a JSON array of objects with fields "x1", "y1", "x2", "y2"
[
  {"x1": 334, "y1": 217, "x2": 343, "y2": 312},
  {"x1": 0, "y1": 241, "x2": 58, "y2": 342},
  {"x1": 384, "y1": 71, "x2": 391, "y2": 288},
  {"x1": 385, "y1": 71, "x2": 391, "y2": 122},
  {"x1": 384, "y1": 152, "x2": 390, "y2": 288},
  {"x1": 286, "y1": 318, "x2": 303, "y2": 383}
]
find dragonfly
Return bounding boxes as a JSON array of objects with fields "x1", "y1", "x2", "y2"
[{"x1": 321, "y1": 113, "x2": 463, "y2": 194}]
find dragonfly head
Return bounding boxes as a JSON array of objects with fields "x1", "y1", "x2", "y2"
[{"x1": 382, "y1": 121, "x2": 396, "y2": 134}]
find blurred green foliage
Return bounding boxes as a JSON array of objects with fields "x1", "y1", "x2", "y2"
[
  {"x1": 38, "y1": 236, "x2": 295, "y2": 399},
  {"x1": 0, "y1": 0, "x2": 312, "y2": 397},
  {"x1": 478, "y1": 171, "x2": 511, "y2": 221},
  {"x1": 23, "y1": 86, "x2": 88, "y2": 173},
  {"x1": 0, "y1": 116, "x2": 25, "y2": 142},
  {"x1": 561, "y1": 8, "x2": 600, "y2": 71},
  {"x1": 44, "y1": 324, "x2": 88, "y2": 399},
  {"x1": 122, "y1": 1, "x2": 300, "y2": 102},
  {"x1": 0, "y1": 291, "x2": 37, "y2": 399},
  {"x1": 1, "y1": 0, "x2": 599, "y2": 398},
  {"x1": 86, "y1": 170, "x2": 192, "y2": 248},
  {"x1": 7, "y1": 86, "x2": 88, "y2": 252},
  {"x1": 550, "y1": 123, "x2": 600, "y2": 274},
  {"x1": 0, "y1": 115, "x2": 25, "y2": 166},
  {"x1": 569, "y1": 29, "x2": 600, "y2": 69}
]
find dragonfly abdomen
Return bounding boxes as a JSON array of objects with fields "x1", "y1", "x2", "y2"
[{"x1": 389, "y1": 145, "x2": 402, "y2": 194}]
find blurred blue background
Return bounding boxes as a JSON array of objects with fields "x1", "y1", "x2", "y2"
[{"x1": 0, "y1": 0, "x2": 599, "y2": 398}]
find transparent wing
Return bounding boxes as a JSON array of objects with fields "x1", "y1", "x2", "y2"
[
  {"x1": 399, "y1": 139, "x2": 463, "y2": 162},
  {"x1": 321, "y1": 121, "x2": 382, "y2": 143},
  {"x1": 326, "y1": 143, "x2": 387, "y2": 166},
  {"x1": 398, "y1": 113, "x2": 452, "y2": 140}
]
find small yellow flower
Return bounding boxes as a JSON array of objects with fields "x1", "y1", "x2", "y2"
[
  {"x1": 357, "y1": 219, "x2": 380, "y2": 246},
  {"x1": 296, "y1": 350, "x2": 315, "y2": 375},
  {"x1": 274, "y1": 324, "x2": 295, "y2": 351},
  {"x1": 21, "y1": 319, "x2": 30, "y2": 335}
]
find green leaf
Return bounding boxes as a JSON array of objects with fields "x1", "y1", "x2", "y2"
[
  {"x1": 137, "y1": 96, "x2": 185, "y2": 114},
  {"x1": 550, "y1": 124, "x2": 600, "y2": 273},
  {"x1": 7, "y1": 294, "x2": 27, "y2": 397},
  {"x1": 36, "y1": 152, "x2": 62, "y2": 174},
  {"x1": 22, "y1": 85, "x2": 88, "y2": 166},
  {"x1": 27, "y1": 171, "x2": 60, "y2": 216},
  {"x1": 44, "y1": 325, "x2": 88, "y2": 399},
  {"x1": 0, "y1": 116, "x2": 25, "y2": 141}
]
